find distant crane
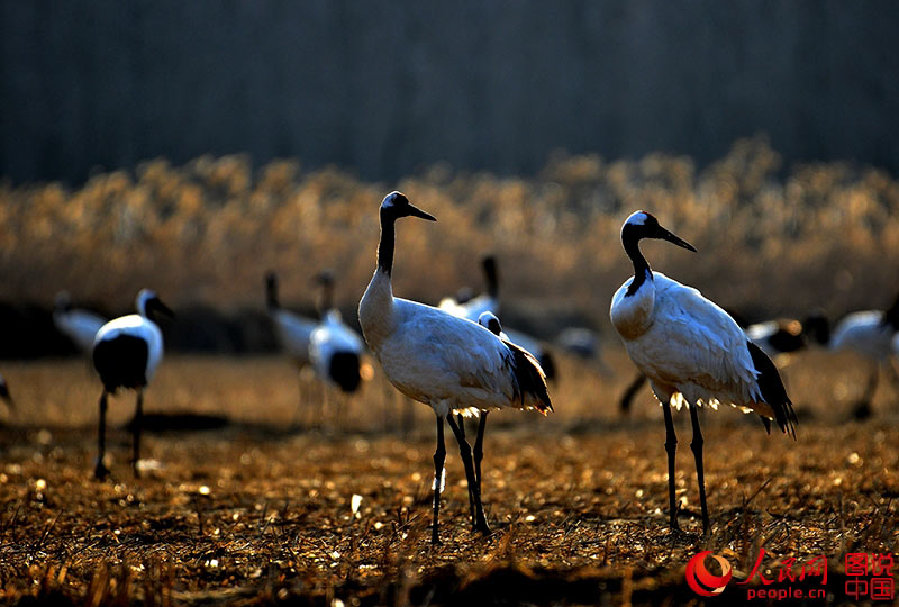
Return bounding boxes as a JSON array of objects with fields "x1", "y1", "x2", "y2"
[
  {"x1": 265, "y1": 271, "x2": 317, "y2": 370},
  {"x1": 745, "y1": 315, "x2": 830, "y2": 358},
  {"x1": 440, "y1": 255, "x2": 557, "y2": 381},
  {"x1": 267, "y1": 270, "x2": 367, "y2": 427},
  {"x1": 556, "y1": 327, "x2": 601, "y2": 360},
  {"x1": 829, "y1": 295, "x2": 899, "y2": 417},
  {"x1": 91, "y1": 289, "x2": 173, "y2": 480},
  {"x1": 265, "y1": 271, "x2": 318, "y2": 416},
  {"x1": 309, "y1": 271, "x2": 365, "y2": 394},
  {"x1": 309, "y1": 271, "x2": 365, "y2": 428},
  {"x1": 53, "y1": 291, "x2": 106, "y2": 354},
  {"x1": 439, "y1": 256, "x2": 499, "y2": 321},
  {"x1": 358, "y1": 192, "x2": 552, "y2": 544},
  {"x1": 610, "y1": 210, "x2": 796, "y2": 535}
]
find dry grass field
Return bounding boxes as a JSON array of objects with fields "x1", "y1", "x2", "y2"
[
  {"x1": 0, "y1": 351, "x2": 896, "y2": 606},
  {"x1": 1, "y1": 139, "x2": 899, "y2": 604}
]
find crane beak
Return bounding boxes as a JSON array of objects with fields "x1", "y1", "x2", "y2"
[
  {"x1": 661, "y1": 229, "x2": 697, "y2": 252},
  {"x1": 408, "y1": 204, "x2": 437, "y2": 221}
]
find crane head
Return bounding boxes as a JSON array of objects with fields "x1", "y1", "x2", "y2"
[
  {"x1": 622, "y1": 210, "x2": 697, "y2": 252},
  {"x1": 380, "y1": 191, "x2": 436, "y2": 222}
]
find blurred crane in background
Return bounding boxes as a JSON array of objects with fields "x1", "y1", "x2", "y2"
[
  {"x1": 441, "y1": 255, "x2": 557, "y2": 381},
  {"x1": 91, "y1": 289, "x2": 173, "y2": 480},
  {"x1": 53, "y1": 291, "x2": 106, "y2": 354}
]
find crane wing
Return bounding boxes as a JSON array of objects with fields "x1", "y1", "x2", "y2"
[
  {"x1": 378, "y1": 300, "x2": 522, "y2": 409},
  {"x1": 628, "y1": 274, "x2": 758, "y2": 402}
]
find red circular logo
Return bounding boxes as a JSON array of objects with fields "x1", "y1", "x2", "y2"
[{"x1": 685, "y1": 551, "x2": 733, "y2": 597}]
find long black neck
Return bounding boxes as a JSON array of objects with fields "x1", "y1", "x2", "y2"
[
  {"x1": 483, "y1": 258, "x2": 499, "y2": 299},
  {"x1": 378, "y1": 209, "x2": 396, "y2": 275},
  {"x1": 623, "y1": 235, "x2": 651, "y2": 297},
  {"x1": 265, "y1": 276, "x2": 279, "y2": 310},
  {"x1": 319, "y1": 281, "x2": 334, "y2": 315}
]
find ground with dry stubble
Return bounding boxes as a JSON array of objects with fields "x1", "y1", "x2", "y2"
[{"x1": 0, "y1": 352, "x2": 897, "y2": 606}]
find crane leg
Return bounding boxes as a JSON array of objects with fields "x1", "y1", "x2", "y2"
[
  {"x1": 619, "y1": 372, "x2": 647, "y2": 415},
  {"x1": 132, "y1": 389, "x2": 144, "y2": 479},
  {"x1": 662, "y1": 401, "x2": 680, "y2": 532},
  {"x1": 95, "y1": 390, "x2": 110, "y2": 480},
  {"x1": 852, "y1": 365, "x2": 878, "y2": 420},
  {"x1": 473, "y1": 411, "x2": 490, "y2": 496},
  {"x1": 432, "y1": 414, "x2": 447, "y2": 545},
  {"x1": 689, "y1": 405, "x2": 711, "y2": 534},
  {"x1": 451, "y1": 414, "x2": 476, "y2": 523},
  {"x1": 447, "y1": 414, "x2": 490, "y2": 535}
]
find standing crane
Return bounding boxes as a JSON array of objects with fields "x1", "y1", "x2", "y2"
[
  {"x1": 91, "y1": 289, "x2": 173, "y2": 480},
  {"x1": 358, "y1": 191, "x2": 552, "y2": 544},
  {"x1": 609, "y1": 210, "x2": 797, "y2": 534},
  {"x1": 829, "y1": 296, "x2": 899, "y2": 418}
]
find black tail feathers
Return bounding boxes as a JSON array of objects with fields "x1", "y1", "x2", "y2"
[
  {"x1": 747, "y1": 341, "x2": 798, "y2": 439},
  {"x1": 506, "y1": 341, "x2": 553, "y2": 414}
]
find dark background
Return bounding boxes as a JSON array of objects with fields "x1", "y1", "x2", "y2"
[{"x1": 3, "y1": 0, "x2": 898, "y2": 184}]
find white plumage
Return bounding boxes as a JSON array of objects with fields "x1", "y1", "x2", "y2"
[
  {"x1": 438, "y1": 256, "x2": 499, "y2": 323},
  {"x1": 367, "y1": 298, "x2": 547, "y2": 417},
  {"x1": 612, "y1": 272, "x2": 775, "y2": 417},
  {"x1": 746, "y1": 320, "x2": 802, "y2": 357},
  {"x1": 830, "y1": 310, "x2": 896, "y2": 362},
  {"x1": 93, "y1": 290, "x2": 166, "y2": 386},
  {"x1": 309, "y1": 308, "x2": 365, "y2": 392},
  {"x1": 265, "y1": 272, "x2": 317, "y2": 368},
  {"x1": 54, "y1": 291, "x2": 107, "y2": 353},
  {"x1": 478, "y1": 311, "x2": 504, "y2": 337},
  {"x1": 441, "y1": 255, "x2": 557, "y2": 381},
  {"x1": 358, "y1": 191, "x2": 551, "y2": 544},
  {"x1": 610, "y1": 210, "x2": 796, "y2": 535},
  {"x1": 91, "y1": 288, "x2": 172, "y2": 480},
  {"x1": 829, "y1": 303, "x2": 899, "y2": 418},
  {"x1": 746, "y1": 315, "x2": 830, "y2": 357}
]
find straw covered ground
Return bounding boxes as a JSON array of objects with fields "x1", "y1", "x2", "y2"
[{"x1": 0, "y1": 351, "x2": 896, "y2": 606}]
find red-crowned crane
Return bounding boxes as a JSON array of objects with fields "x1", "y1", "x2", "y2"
[
  {"x1": 610, "y1": 210, "x2": 797, "y2": 535},
  {"x1": 265, "y1": 271, "x2": 319, "y2": 417},
  {"x1": 91, "y1": 289, "x2": 173, "y2": 480},
  {"x1": 308, "y1": 271, "x2": 365, "y2": 429},
  {"x1": 829, "y1": 295, "x2": 899, "y2": 417},
  {"x1": 53, "y1": 291, "x2": 107, "y2": 354},
  {"x1": 265, "y1": 271, "x2": 317, "y2": 369},
  {"x1": 746, "y1": 315, "x2": 830, "y2": 358},
  {"x1": 358, "y1": 192, "x2": 552, "y2": 544},
  {"x1": 439, "y1": 256, "x2": 499, "y2": 322},
  {"x1": 309, "y1": 271, "x2": 364, "y2": 394},
  {"x1": 440, "y1": 255, "x2": 557, "y2": 381}
]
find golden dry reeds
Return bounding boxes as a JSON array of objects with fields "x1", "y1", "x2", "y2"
[{"x1": 2, "y1": 136, "x2": 898, "y2": 328}]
